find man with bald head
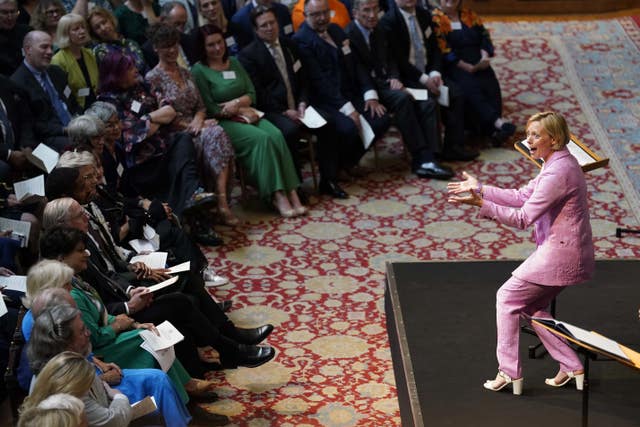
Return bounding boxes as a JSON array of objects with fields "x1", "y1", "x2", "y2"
[{"x1": 10, "y1": 30, "x2": 79, "y2": 152}]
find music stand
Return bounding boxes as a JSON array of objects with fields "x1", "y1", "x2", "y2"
[{"x1": 531, "y1": 317, "x2": 640, "y2": 427}]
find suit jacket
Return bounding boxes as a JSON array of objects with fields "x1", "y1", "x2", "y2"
[
  {"x1": 379, "y1": 4, "x2": 443, "y2": 86},
  {"x1": 0, "y1": 75, "x2": 37, "y2": 151},
  {"x1": 237, "y1": 36, "x2": 309, "y2": 114},
  {"x1": 344, "y1": 21, "x2": 400, "y2": 93},
  {"x1": 479, "y1": 149, "x2": 595, "y2": 286},
  {"x1": 231, "y1": 2, "x2": 294, "y2": 48},
  {"x1": 293, "y1": 22, "x2": 364, "y2": 111},
  {"x1": 10, "y1": 63, "x2": 80, "y2": 141}
]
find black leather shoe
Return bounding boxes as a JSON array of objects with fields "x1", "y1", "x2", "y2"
[
  {"x1": 440, "y1": 147, "x2": 480, "y2": 162},
  {"x1": 217, "y1": 300, "x2": 232, "y2": 312},
  {"x1": 491, "y1": 122, "x2": 517, "y2": 147},
  {"x1": 237, "y1": 344, "x2": 276, "y2": 368},
  {"x1": 189, "y1": 403, "x2": 230, "y2": 425},
  {"x1": 192, "y1": 229, "x2": 223, "y2": 247},
  {"x1": 413, "y1": 162, "x2": 454, "y2": 180},
  {"x1": 233, "y1": 324, "x2": 274, "y2": 345},
  {"x1": 319, "y1": 180, "x2": 349, "y2": 199}
]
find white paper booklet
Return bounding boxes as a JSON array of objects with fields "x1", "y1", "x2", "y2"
[
  {"x1": 359, "y1": 116, "x2": 376, "y2": 150},
  {"x1": 0, "y1": 275, "x2": 27, "y2": 293},
  {"x1": 130, "y1": 252, "x2": 168, "y2": 269},
  {"x1": 139, "y1": 320, "x2": 184, "y2": 351},
  {"x1": 405, "y1": 87, "x2": 428, "y2": 101},
  {"x1": 300, "y1": 105, "x2": 327, "y2": 129},
  {"x1": 0, "y1": 217, "x2": 31, "y2": 247},
  {"x1": 167, "y1": 261, "x2": 190, "y2": 274},
  {"x1": 28, "y1": 143, "x2": 59, "y2": 173},
  {"x1": 145, "y1": 276, "x2": 179, "y2": 293},
  {"x1": 437, "y1": 85, "x2": 449, "y2": 107},
  {"x1": 140, "y1": 342, "x2": 175, "y2": 372},
  {"x1": 14, "y1": 175, "x2": 45, "y2": 203}
]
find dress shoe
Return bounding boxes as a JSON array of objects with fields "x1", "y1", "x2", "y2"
[
  {"x1": 203, "y1": 268, "x2": 229, "y2": 287},
  {"x1": 440, "y1": 147, "x2": 480, "y2": 162},
  {"x1": 237, "y1": 344, "x2": 276, "y2": 368},
  {"x1": 183, "y1": 187, "x2": 217, "y2": 214},
  {"x1": 545, "y1": 370, "x2": 584, "y2": 390},
  {"x1": 217, "y1": 300, "x2": 232, "y2": 312},
  {"x1": 319, "y1": 180, "x2": 349, "y2": 199},
  {"x1": 192, "y1": 229, "x2": 223, "y2": 247},
  {"x1": 413, "y1": 162, "x2": 454, "y2": 180},
  {"x1": 483, "y1": 371, "x2": 523, "y2": 395},
  {"x1": 189, "y1": 403, "x2": 230, "y2": 425},
  {"x1": 232, "y1": 324, "x2": 274, "y2": 345}
]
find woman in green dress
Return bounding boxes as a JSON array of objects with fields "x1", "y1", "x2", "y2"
[
  {"x1": 191, "y1": 24, "x2": 308, "y2": 218},
  {"x1": 38, "y1": 226, "x2": 220, "y2": 404}
]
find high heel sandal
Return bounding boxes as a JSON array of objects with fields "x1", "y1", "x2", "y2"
[
  {"x1": 545, "y1": 370, "x2": 584, "y2": 390},
  {"x1": 273, "y1": 193, "x2": 295, "y2": 218},
  {"x1": 483, "y1": 371, "x2": 523, "y2": 395}
]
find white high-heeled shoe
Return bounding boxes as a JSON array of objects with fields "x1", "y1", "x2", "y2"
[
  {"x1": 483, "y1": 371, "x2": 523, "y2": 395},
  {"x1": 545, "y1": 370, "x2": 585, "y2": 390}
]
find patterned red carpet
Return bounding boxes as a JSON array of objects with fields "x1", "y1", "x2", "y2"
[{"x1": 198, "y1": 16, "x2": 640, "y2": 426}]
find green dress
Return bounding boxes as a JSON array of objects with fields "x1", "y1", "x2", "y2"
[
  {"x1": 191, "y1": 58, "x2": 300, "y2": 201},
  {"x1": 71, "y1": 280, "x2": 189, "y2": 403}
]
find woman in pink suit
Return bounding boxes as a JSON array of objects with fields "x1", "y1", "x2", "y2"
[{"x1": 447, "y1": 111, "x2": 595, "y2": 395}]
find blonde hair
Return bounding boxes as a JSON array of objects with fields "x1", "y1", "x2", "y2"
[
  {"x1": 24, "y1": 260, "x2": 74, "y2": 308},
  {"x1": 18, "y1": 394, "x2": 85, "y2": 427},
  {"x1": 55, "y1": 13, "x2": 87, "y2": 49},
  {"x1": 20, "y1": 352, "x2": 95, "y2": 414},
  {"x1": 527, "y1": 111, "x2": 570, "y2": 151}
]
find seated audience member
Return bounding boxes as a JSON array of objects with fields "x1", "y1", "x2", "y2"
[
  {"x1": 191, "y1": 24, "x2": 307, "y2": 218},
  {"x1": 231, "y1": 0, "x2": 294, "y2": 48},
  {"x1": 147, "y1": 23, "x2": 239, "y2": 226},
  {"x1": 142, "y1": 2, "x2": 193, "y2": 68},
  {"x1": 379, "y1": 0, "x2": 479, "y2": 161},
  {"x1": 11, "y1": 30, "x2": 79, "y2": 152},
  {"x1": 293, "y1": 0, "x2": 390, "y2": 196},
  {"x1": 345, "y1": 0, "x2": 453, "y2": 180},
  {"x1": 74, "y1": 107, "x2": 230, "y2": 281},
  {"x1": 28, "y1": 0, "x2": 64, "y2": 42},
  {"x1": 113, "y1": 0, "x2": 160, "y2": 45},
  {"x1": 433, "y1": 0, "x2": 515, "y2": 145},
  {"x1": 97, "y1": 50, "x2": 216, "y2": 220},
  {"x1": 238, "y1": 5, "x2": 337, "y2": 191},
  {"x1": 88, "y1": 7, "x2": 149, "y2": 75},
  {"x1": 0, "y1": 0, "x2": 31, "y2": 76},
  {"x1": 18, "y1": 393, "x2": 86, "y2": 427},
  {"x1": 22, "y1": 351, "x2": 132, "y2": 426},
  {"x1": 51, "y1": 13, "x2": 98, "y2": 110},
  {"x1": 0, "y1": 76, "x2": 38, "y2": 175},
  {"x1": 21, "y1": 274, "x2": 223, "y2": 424},
  {"x1": 291, "y1": 0, "x2": 351, "y2": 31},
  {"x1": 159, "y1": 0, "x2": 199, "y2": 33},
  {"x1": 187, "y1": 0, "x2": 244, "y2": 61}
]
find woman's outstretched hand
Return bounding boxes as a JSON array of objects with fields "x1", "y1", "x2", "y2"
[{"x1": 447, "y1": 172, "x2": 483, "y2": 207}]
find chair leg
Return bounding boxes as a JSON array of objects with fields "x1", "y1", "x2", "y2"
[{"x1": 308, "y1": 136, "x2": 318, "y2": 192}]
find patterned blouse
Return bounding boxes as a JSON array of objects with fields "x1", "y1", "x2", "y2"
[{"x1": 92, "y1": 38, "x2": 148, "y2": 75}]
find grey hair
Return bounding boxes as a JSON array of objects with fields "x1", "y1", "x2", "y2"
[
  {"x1": 42, "y1": 198, "x2": 77, "y2": 230},
  {"x1": 31, "y1": 288, "x2": 75, "y2": 317},
  {"x1": 24, "y1": 260, "x2": 74, "y2": 309},
  {"x1": 160, "y1": 1, "x2": 186, "y2": 16},
  {"x1": 55, "y1": 14, "x2": 86, "y2": 49},
  {"x1": 65, "y1": 115, "x2": 104, "y2": 145},
  {"x1": 27, "y1": 304, "x2": 80, "y2": 374},
  {"x1": 85, "y1": 101, "x2": 117, "y2": 123},
  {"x1": 56, "y1": 150, "x2": 96, "y2": 168}
]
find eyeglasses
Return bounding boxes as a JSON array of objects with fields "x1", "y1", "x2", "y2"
[
  {"x1": 306, "y1": 9, "x2": 330, "y2": 18},
  {"x1": 0, "y1": 9, "x2": 20, "y2": 17}
]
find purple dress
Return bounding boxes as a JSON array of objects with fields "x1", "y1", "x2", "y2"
[{"x1": 146, "y1": 66, "x2": 235, "y2": 185}]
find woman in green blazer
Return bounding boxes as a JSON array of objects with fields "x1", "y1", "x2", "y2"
[{"x1": 52, "y1": 13, "x2": 99, "y2": 109}]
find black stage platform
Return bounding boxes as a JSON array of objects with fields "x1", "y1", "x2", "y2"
[{"x1": 385, "y1": 260, "x2": 640, "y2": 427}]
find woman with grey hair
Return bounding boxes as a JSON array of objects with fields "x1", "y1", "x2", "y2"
[
  {"x1": 65, "y1": 115, "x2": 105, "y2": 155},
  {"x1": 51, "y1": 13, "x2": 98, "y2": 109},
  {"x1": 18, "y1": 393, "x2": 86, "y2": 427},
  {"x1": 84, "y1": 101, "x2": 124, "y2": 191},
  {"x1": 23, "y1": 259, "x2": 74, "y2": 309}
]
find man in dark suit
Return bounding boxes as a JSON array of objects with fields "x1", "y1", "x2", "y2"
[
  {"x1": 10, "y1": 31, "x2": 78, "y2": 152},
  {"x1": 231, "y1": 0, "x2": 294, "y2": 48},
  {"x1": 294, "y1": 0, "x2": 390, "y2": 197},
  {"x1": 0, "y1": 76, "x2": 38, "y2": 180},
  {"x1": 379, "y1": 0, "x2": 478, "y2": 161},
  {"x1": 345, "y1": 0, "x2": 453, "y2": 180}
]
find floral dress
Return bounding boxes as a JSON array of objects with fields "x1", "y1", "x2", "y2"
[{"x1": 146, "y1": 66, "x2": 235, "y2": 186}]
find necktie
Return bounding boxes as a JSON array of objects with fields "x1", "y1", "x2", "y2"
[
  {"x1": 408, "y1": 15, "x2": 426, "y2": 72},
  {"x1": 0, "y1": 99, "x2": 14, "y2": 148},
  {"x1": 270, "y1": 43, "x2": 296, "y2": 110},
  {"x1": 40, "y1": 72, "x2": 71, "y2": 126}
]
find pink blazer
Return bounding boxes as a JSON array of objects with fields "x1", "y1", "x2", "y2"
[{"x1": 479, "y1": 148, "x2": 595, "y2": 286}]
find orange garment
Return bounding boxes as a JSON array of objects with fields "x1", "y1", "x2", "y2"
[{"x1": 291, "y1": 0, "x2": 351, "y2": 31}]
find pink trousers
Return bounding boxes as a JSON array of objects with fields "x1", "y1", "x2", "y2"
[{"x1": 496, "y1": 276, "x2": 583, "y2": 379}]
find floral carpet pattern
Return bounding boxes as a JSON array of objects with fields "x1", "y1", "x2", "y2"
[{"x1": 198, "y1": 17, "x2": 640, "y2": 426}]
